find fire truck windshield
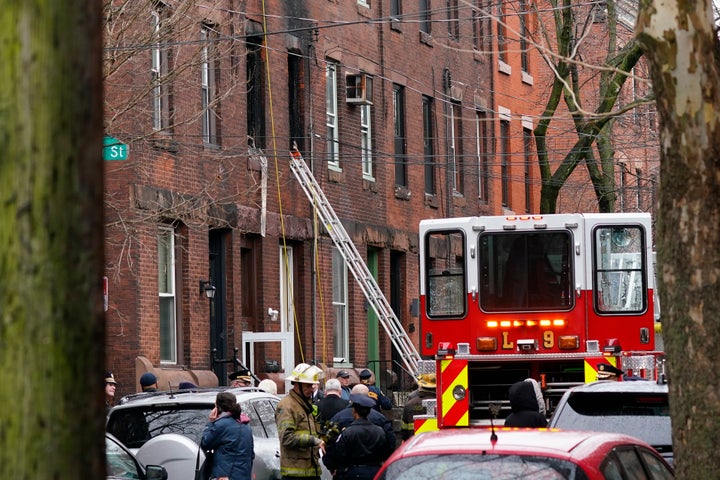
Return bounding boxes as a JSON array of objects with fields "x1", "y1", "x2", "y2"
[{"x1": 479, "y1": 231, "x2": 572, "y2": 311}]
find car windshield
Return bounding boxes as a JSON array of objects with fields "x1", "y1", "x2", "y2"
[
  {"x1": 552, "y1": 391, "x2": 672, "y2": 453},
  {"x1": 377, "y1": 454, "x2": 589, "y2": 480}
]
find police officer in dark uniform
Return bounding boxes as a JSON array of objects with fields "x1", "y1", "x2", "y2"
[
  {"x1": 358, "y1": 369, "x2": 392, "y2": 411},
  {"x1": 323, "y1": 393, "x2": 393, "y2": 480}
]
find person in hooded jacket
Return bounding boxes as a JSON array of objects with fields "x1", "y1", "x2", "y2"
[
  {"x1": 504, "y1": 379, "x2": 548, "y2": 428},
  {"x1": 201, "y1": 391, "x2": 255, "y2": 480}
]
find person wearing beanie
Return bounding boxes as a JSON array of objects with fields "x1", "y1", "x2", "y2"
[{"x1": 140, "y1": 372, "x2": 158, "y2": 392}]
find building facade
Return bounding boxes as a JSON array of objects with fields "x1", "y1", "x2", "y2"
[{"x1": 101, "y1": 0, "x2": 588, "y2": 395}]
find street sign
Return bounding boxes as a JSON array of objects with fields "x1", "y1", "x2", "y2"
[{"x1": 103, "y1": 136, "x2": 129, "y2": 161}]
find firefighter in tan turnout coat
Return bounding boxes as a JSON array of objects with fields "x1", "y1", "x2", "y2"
[{"x1": 275, "y1": 363, "x2": 326, "y2": 479}]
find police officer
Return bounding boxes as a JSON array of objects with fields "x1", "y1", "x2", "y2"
[
  {"x1": 323, "y1": 393, "x2": 393, "y2": 480},
  {"x1": 358, "y1": 369, "x2": 392, "y2": 411}
]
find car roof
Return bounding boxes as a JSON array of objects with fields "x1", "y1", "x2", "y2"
[
  {"x1": 393, "y1": 428, "x2": 650, "y2": 460},
  {"x1": 112, "y1": 386, "x2": 277, "y2": 409},
  {"x1": 561, "y1": 380, "x2": 668, "y2": 394}
]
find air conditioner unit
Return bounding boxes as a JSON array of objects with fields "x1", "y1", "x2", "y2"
[{"x1": 346, "y1": 73, "x2": 373, "y2": 105}]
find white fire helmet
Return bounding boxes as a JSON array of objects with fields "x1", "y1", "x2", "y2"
[{"x1": 288, "y1": 363, "x2": 324, "y2": 385}]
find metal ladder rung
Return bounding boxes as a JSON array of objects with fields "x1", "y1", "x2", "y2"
[{"x1": 289, "y1": 149, "x2": 421, "y2": 377}]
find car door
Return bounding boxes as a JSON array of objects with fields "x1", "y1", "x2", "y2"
[{"x1": 243, "y1": 397, "x2": 281, "y2": 480}]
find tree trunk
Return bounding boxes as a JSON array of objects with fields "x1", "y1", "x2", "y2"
[
  {"x1": 0, "y1": 2, "x2": 104, "y2": 478},
  {"x1": 637, "y1": 1, "x2": 720, "y2": 477}
]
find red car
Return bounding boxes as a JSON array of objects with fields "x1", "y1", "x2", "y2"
[{"x1": 374, "y1": 428, "x2": 673, "y2": 480}]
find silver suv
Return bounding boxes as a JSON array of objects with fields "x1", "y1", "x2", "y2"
[
  {"x1": 548, "y1": 380, "x2": 672, "y2": 465},
  {"x1": 106, "y1": 387, "x2": 282, "y2": 480}
]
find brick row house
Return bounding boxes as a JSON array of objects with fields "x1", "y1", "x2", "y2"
[{"x1": 102, "y1": 0, "x2": 654, "y2": 395}]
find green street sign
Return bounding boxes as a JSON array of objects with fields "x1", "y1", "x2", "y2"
[{"x1": 103, "y1": 136, "x2": 129, "y2": 161}]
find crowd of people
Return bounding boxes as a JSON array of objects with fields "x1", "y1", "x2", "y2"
[{"x1": 106, "y1": 363, "x2": 551, "y2": 480}]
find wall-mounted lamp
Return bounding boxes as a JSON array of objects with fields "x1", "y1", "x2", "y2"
[{"x1": 199, "y1": 280, "x2": 216, "y2": 299}]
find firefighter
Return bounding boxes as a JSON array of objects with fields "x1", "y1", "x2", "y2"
[
  {"x1": 400, "y1": 373, "x2": 436, "y2": 440},
  {"x1": 275, "y1": 363, "x2": 326, "y2": 480}
]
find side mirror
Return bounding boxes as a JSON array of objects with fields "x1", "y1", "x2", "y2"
[{"x1": 145, "y1": 465, "x2": 168, "y2": 480}]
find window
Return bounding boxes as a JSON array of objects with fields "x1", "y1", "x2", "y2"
[
  {"x1": 474, "y1": 0, "x2": 490, "y2": 51},
  {"x1": 420, "y1": 0, "x2": 431, "y2": 34},
  {"x1": 476, "y1": 110, "x2": 490, "y2": 201},
  {"x1": 425, "y1": 230, "x2": 466, "y2": 317},
  {"x1": 497, "y1": 1, "x2": 507, "y2": 64},
  {"x1": 158, "y1": 227, "x2": 177, "y2": 363},
  {"x1": 201, "y1": 24, "x2": 219, "y2": 145},
  {"x1": 247, "y1": 30, "x2": 265, "y2": 148},
  {"x1": 151, "y1": 4, "x2": 172, "y2": 132},
  {"x1": 448, "y1": 0, "x2": 460, "y2": 40},
  {"x1": 279, "y1": 245, "x2": 295, "y2": 333},
  {"x1": 361, "y1": 104, "x2": 373, "y2": 179},
  {"x1": 326, "y1": 61, "x2": 340, "y2": 167},
  {"x1": 450, "y1": 102, "x2": 463, "y2": 194},
  {"x1": 423, "y1": 96, "x2": 436, "y2": 195},
  {"x1": 288, "y1": 52, "x2": 305, "y2": 151},
  {"x1": 594, "y1": 226, "x2": 647, "y2": 313},
  {"x1": 391, "y1": 0, "x2": 401, "y2": 21},
  {"x1": 479, "y1": 232, "x2": 573, "y2": 311},
  {"x1": 519, "y1": 0, "x2": 529, "y2": 73},
  {"x1": 393, "y1": 85, "x2": 407, "y2": 186},
  {"x1": 500, "y1": 119, "x2": 510, "y2": 207},
  {"x1": 332, "y1": 248, "x2": 349, "y2": 362},
  {"x1": 523, "y1": 127, "x2": 533, "y2": 212}
]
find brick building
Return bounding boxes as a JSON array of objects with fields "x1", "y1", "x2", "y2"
[{"x1": 102, "y1": 0, "x2": 558, "y2": 396}]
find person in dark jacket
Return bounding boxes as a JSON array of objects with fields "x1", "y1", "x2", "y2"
[
  {"x1": 201, "y1": 391, "x2": 255, "y2": 480},
  {"x1": 358, "y1": 369, "x2": 393, "y2": 411},
  {"x1": 330, "y1": 385, "x2": 396, "y2": 453},
  {"x1": 323, "y1": 393, "x2": 393, "y2": 480},
  {"x1": 400, "y1": 373, "x2": 436, "y2": 440},
  {"x1": 318, "y1": 379, "x2": 349, "y2": 423},
  {"x1": 504, "y1": 379, "x2": 548, "y2": 428}
]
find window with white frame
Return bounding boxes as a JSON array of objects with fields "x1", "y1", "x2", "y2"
[
  {"x1": 151, "y1": 5, "x2": 171, "y2": 132},
  {"x1": 476, "y1": 109, "x2": 490, "y2": 201},
  {"x1": 332, "y1": 248, "x2": 349, "y2": 363},
  {"x1": 279, "y1": 245, "x2": 295, "y2": 333},
  {"x1": 361, "y1": 104, "x2": 373, "y2": 179},
  {"x1": 201, "y1": 23, "x2": 219, "y2": 145},
  {"x1": 326, "y1": 61, "x2": 340, "y2": 168},
  {"x1": 158, "y1": 227, "x2": 177, "y2": 363}
]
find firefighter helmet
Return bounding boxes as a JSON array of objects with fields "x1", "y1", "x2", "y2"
[{"x1": 288, "y1": 363, "x2": 324, "y2": 384}]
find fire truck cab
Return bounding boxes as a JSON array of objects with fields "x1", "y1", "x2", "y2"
[{"x1": 417, "y1": 213, "x2": 660, "y2": 429}]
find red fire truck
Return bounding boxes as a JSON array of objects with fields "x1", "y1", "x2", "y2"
[{"x1": 415, "y1": 213, "x2": 663, "y2": 431}]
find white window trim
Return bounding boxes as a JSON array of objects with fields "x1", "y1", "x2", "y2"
[
  {"x1": 361, "y1": 104, "x2": 374, "y2": 180},
  {"x1": 151, "y1": 10, "x2": 163, "y2": 131},
  {"x1": 326, "y1": 62, "x2": 340, "y2": 168},
  {"x1": 279, "y1": 245, "x2": 295, "y2": 334},
  {"x1": 332, "y1": 248, "x2": 349, "y2": 362},
  {"x1": 158, "y1": 226, "x2": 177, "y2": 364}
]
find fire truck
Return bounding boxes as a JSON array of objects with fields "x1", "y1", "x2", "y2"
[
  {"x1": 286, "y1": 151, "x2": 662, "y2": 433},
  {"x1": 414, "y1": 213, "x2": 663, "y2": 431}
]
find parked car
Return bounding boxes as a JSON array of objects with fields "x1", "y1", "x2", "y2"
[
  {"x1": 548, "y1": 380, "x2": 672, "y2": 465},
  {"x1": 106, "y1": 432, "x2": 167, "y2": 480},
  {"x1": 374, "y1": 428, "x2": 673, "y2": 479},
  {"x1": 106, "y1": 387, "x2": 283, "y2": 480}
]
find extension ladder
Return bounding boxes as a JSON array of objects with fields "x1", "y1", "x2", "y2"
[{"x1": 289, "y1": 148, "x2": 422, "y2": 378}]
